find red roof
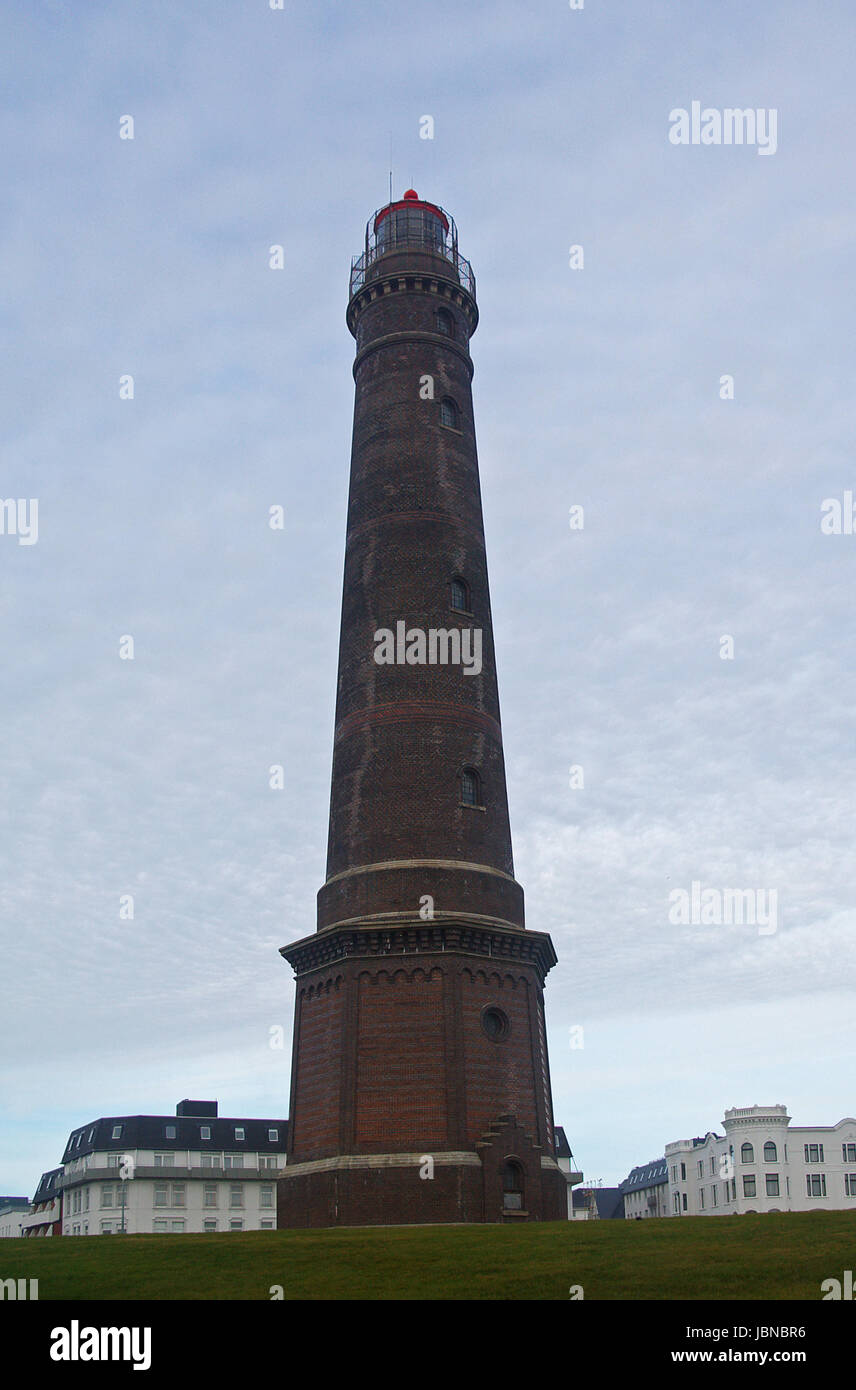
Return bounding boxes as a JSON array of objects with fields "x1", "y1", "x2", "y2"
[{"x1": 374, "y1": 191, "x2": 449, "y2": 234}]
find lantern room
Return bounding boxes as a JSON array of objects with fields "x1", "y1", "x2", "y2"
[{"x1": 349, "y1": 188, "x2": 475, "y2": 298}]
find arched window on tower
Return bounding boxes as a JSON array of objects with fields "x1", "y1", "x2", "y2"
[
  {"x1": 436, "y1": 308, "x2": 454, "y2": 338},
  {"x1": 440, "y1": 397, "x2": 460, "y2": 430},
  {"x1": 503, "y1": 1160, "x2": 524, "y2": 1211},
  {"x1": 741, "y1": 1143, "x2": 754, "y2": 1164},
  {"x1": 460, "y1": 767, "x2": 481, "y2": 807},
  {"x1": 763, "y1": 1141, "x2": 777, "y2": 1162},
  {"x1": 450, "y1": 576, "x2": 470, "y2": 612}
]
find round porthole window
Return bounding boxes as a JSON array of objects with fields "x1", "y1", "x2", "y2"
[{"x1": 482, "y1": 1007, "x2": 509, "y2": 1040}]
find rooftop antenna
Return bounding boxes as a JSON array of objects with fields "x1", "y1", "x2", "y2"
[{"x1": 388, "y1": 134, "x2": 393, "y2": 205}]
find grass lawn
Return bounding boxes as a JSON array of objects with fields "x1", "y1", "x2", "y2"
[{"x1": 5, "y1": 1210, "x2": 854, "y2": 1300}]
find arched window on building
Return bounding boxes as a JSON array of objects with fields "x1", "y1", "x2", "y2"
[
  {"x1": 436, "y1": 308, "x2": 454, "y2": 338},
  {"x1": 460, "y1": 767, "x2": 480, "y2": 807},
  {"x1": 763, "y1": 1141, "x2": 777, "y2": 1163},
  {"x1": 502, "y1": 1160, "x2": 524, "y2": 1211},
  {"x1": 741, "y1": 1143, "x2": 754, "y2": 1164},
  {"x1": 440, "y1": 397, "x2": 460, "y2": 429},
  {"x1": 450, "y1": 576, "x2": 470, "y2": 612}
]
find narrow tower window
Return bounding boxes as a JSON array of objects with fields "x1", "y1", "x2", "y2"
[
  {"x1": 440, "y1": 397, "x2": 460, "y2": 430},
  {"x1": 460, "y1": 767, "x2": 480, "y2": 807},
  {"x1": 502, "y1": 1161, "x2": 524, "y2": 1211},
  {"x1": 436, "y1": 308, "x2": 454, "y2": 338},
  {"x1": 450, "y1": 577, "x2": 470, "y2": 612}
]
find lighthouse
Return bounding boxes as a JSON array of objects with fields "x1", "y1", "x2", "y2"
[{"x1": 277, "y1": 191, "x2": 567, "y2": 1226}]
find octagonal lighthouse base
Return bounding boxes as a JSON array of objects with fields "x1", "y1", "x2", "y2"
[{"x1": 276, "y1": 922, "x2": 568, "y2": 1227}]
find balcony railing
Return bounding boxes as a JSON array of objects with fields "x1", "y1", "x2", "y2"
[{"x1": 350, "y1": 204, "x2": 475, "y2": 299}]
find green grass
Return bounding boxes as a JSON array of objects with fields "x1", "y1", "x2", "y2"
[{"x1": 6, "y1": 1211, "x2": 854, "y2": 1300}]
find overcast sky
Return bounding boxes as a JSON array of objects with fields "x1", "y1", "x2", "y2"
[{"x1": 1, "y1": 1, "x2": 854, "y2": 1195}]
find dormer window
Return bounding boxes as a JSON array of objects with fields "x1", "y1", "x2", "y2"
[
  {"x1": 234, "y1": 1127, "x2": 245, "y2": 1142},
  {"x1": 165, "y1": 1125, "x2": 177, "y2": 1140},
  {"x1": 200, "y1": 1126, "x2": 211, "y2": 1141},
  {"x1": 111, "y1": 1125, "x2": 123, "y2": 1141}
]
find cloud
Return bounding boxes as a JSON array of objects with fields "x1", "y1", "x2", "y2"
[{"x1": 1, "y1": 0, "x2": 853, "y2": 1194}]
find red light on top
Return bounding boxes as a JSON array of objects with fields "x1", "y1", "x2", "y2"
[{"x1": 374, "y1": 191, "x2": 450, "y2": 234}]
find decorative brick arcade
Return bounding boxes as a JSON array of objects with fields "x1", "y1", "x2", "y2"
[{"x1": 278, "y1": 192, "x2": 567, "y2": 1226}]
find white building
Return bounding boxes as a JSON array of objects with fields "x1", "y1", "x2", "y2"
[
  {"x1": 20, "y1": 1169, "x2": 62, "y2": 1237},
  {"x1": 554, "y1": 1126, "x2": 584, "y2": 1218},
  {"x1": 621, "y1": 1158, "x2": 669, "y2": 1219},
  {"x1": 569, "y1": 1183, "x2": 624, "y2": 1220},
  {"x1": 58, "y1": 1100, "x2": 287, "y2": 1236},
  {"x1": 0, "y1": 1199, "x2": 30, "y2": 1239},
  {"x1": 665, "y1": 1104, "x2": 856, "y2": 1216},
  {"x1": 570, "y1": 1187, "x2": 599, "y2": 1221}
]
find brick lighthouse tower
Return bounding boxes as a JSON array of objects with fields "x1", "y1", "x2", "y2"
[{"x1": 277, "y1": 191, "x2": 567, "y2": 1226}]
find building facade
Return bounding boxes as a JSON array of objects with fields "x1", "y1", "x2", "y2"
[
  {"x1": 20, "y1": 1169, "x2": 62, "y2": 1238},
  {"x1": 278, "y1": 191, "x2": 567, "y2": 1228},
  {"x1": 57, "y1": 1100, "x2": 287, "y2": 1235},
  {"x1": 0, "y1": 1199, "x2": 30, "y2": 1239},
  {"x1": 570, "y1": 1188, "x2": 599, "y2": 1220},
  {"x1": 666, "y1": 1105, "x2": 856, "y2": 1216},
  {"x1": 570, "y1": 1185, "x2": 624, "y2": 1220},
  {"x1": 555, "y1": 1126, "x2": 584, "y2": 1218},
  {"x1": 621, "y1": 1158, "x2": 669, "y2": 1219}
]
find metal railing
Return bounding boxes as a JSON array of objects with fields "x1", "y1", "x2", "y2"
[
  {"x1": 350, "y1": 243, "x2": 475, "y2": 298},
  {"x1": 349, "y1": 214, "x2": 475, "y2": 298}
]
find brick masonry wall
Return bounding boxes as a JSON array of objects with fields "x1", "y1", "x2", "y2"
[
  {"x1": 279, "y1": 222, "x2": 566, "y2": 1226},
  {"x1": 354, "y1": 967, "x2": 447, "y2": 1149},
  {"x1": 287, "y1": 974, "x2": 345, "y2": 1160},
  {"x1": 277, "y1": 1115, "x2": 568, "y2": 1228},
  {"x1": 322, "y1": 262, "x2": 519, "y2": 931},
  {"x1": 460, "y1": 968, "x2": 540, "y2": 1146},
  {"x1": 317, "y1": 861, "x2": 525, "y2": 932},
  {"x1": 278, "y1": 1161, "x2": 486, "y2": 1229},
  {"x1": 288, "y1": 953, "x2": 552, "y2": 1163}
]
